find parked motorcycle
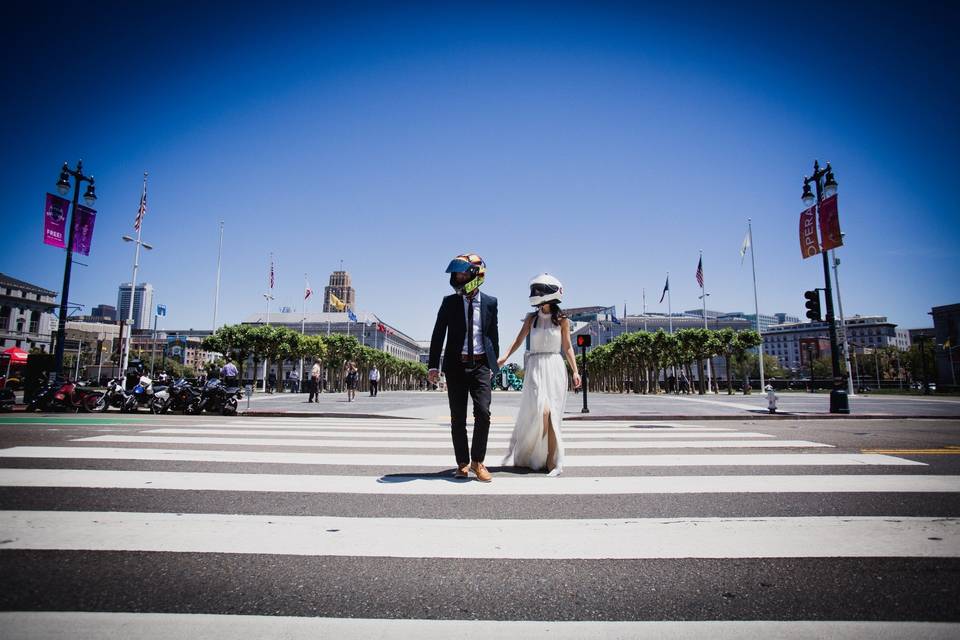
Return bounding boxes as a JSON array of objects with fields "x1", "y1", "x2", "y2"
[
  {"x1": 123, "y1": 375, "x2": 167, "y2": 413},
  {"x1": 186, "y1": 378, "x2": 242, "y2": 416},
  {"x1": 27, "y1": 380, "x2": 101, "y2": 412},
  {"x1": 150, "y1": 378, "x2": 200, "y2": 414},
  {"x1": 94, "y1": 378, "x2": 130, "y2": 412}
]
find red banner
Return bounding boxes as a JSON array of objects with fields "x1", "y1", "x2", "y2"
[
  {"x1": 43, "y1": 193, "x2": 70, "y2": 248},
  {"x1": 799, "y1": 203, "x2": 819, "y2": 259},
  {"x1": 818, "y1": 194, "x2": 843, "y2": 251}
]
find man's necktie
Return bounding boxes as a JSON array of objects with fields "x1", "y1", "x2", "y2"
[{"x1": 467, "y1": 298, "x2": 474, "y2": 358}]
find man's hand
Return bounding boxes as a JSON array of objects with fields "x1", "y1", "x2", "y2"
[{"x1": 428, "y1": 369, "x2": 439, "y2": 385}]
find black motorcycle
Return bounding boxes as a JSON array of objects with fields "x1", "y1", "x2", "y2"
[
  {"x1": 150, "y1": 378, "x2": 201, "y2": 414},
  {"x1": 186, "y1": 378, "x2": 242, "y2": 416}
]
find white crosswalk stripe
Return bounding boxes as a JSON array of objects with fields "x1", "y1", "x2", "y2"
[{"x1": 0, "y1": 414, "x2": 956, "y2": 635}]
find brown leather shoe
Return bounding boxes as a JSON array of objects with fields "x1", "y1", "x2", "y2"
[
  {"x1": 470, "y1": 461, "x2": 492, "y2": 482},
  {"x1": 454, "y1": 464, "x2": 469, "y2": 479}
]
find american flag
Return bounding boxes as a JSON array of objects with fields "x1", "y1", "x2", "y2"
[
  {"x1": 269, "y1": 255, "x2": 275, "y2": 290},
  {"x1": 304, "y1": 280, "x2": 312, "y2": 300},
  {"x1": 134, "y1": 174, "x2": 147, "y2": 231},
  {"x1": 695, "y1": 257, "x2": 704, "y2": 288}
]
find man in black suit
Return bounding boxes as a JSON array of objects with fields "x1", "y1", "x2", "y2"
[{"x1": 428, "y1": 253, "x2": 499, "y2": 482}]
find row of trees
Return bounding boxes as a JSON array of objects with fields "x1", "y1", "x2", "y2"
[
  {"x1": 202, "y1": 324, "x2": 429, "y2": 391},
  {"x1": 578, "y1": 328, "x2": 764, "y2": 395}
]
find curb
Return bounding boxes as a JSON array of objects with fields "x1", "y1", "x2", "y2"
[
  {"x1": 565, "y1": 414, "x2": 958, "y2": 421},
  {"x1": 241, "y1": 411, "x2": 415, "y2": 419}
]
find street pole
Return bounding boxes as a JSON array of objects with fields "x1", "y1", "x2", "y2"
[
  {"x1": 262, "y1": 292, "x2": 273, "y2": 392},
  {"x1": 580, "y1": 343, "x2": 589, "y2": 413},
  {"x1": 52, "y1": 161, "x2": 96, "y2": 381},
  {"x1": 803, "y1": 161, "x2": 849, "y2": 413},
  {"x1": 807, "y1": 345, "x2": 814, "y2": 392},
  {"x1": 917, "y1": 335, "x2": 931, "y2": 395},
  {"x1": 74, "y1": 337, "x2": 83, "y2": 380},
  {"x1": 150, "y1": 313, "x2": 158, "y2": 375},
  {"x1": 698, "y1": 251, "x2": 712, "y2": 394},
  {"x1": 642, "y1": 289, "x2": 647, "y2": 332},
  {"x1": 831, "y1": 246, "x2": 855, "y2": 396},
  {"x1": 212, "y1": 221, "x2": 224, "y2": 331}
]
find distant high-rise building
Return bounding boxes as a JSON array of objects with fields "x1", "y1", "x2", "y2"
[
  {"x1": 117, "y1": 283, "x2": 154, "y2": 329},
  {"x1": 91, "y1": 304, "x2": 117, "y2": 322},
  {"x1": 323, "y1": 270, "x2": 356, "y2": 312}
]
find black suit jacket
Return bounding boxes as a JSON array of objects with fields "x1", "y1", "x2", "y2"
[{"x1": 429, "y1": 292, "x2": 499, "y2": 373}]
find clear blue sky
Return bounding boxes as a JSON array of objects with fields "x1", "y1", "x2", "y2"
[{"x1": 3, "y1": 0, "x2": 958, "y2": 344}]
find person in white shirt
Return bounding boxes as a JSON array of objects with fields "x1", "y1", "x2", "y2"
[{"x1": 369, "y1": 366, "x2": 380, "y2": 397}]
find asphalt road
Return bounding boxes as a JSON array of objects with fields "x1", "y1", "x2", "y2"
[{"x1": 0, "y1": 410, "x2": 958, "y2": 638}]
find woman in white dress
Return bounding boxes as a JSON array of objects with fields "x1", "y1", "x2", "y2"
[{"x1": 498, "y1": 274, "x2": 582, "y2": 475}]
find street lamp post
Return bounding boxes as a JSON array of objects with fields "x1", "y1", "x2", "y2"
[
  {"x1": 802, "y1": 161, "x2": 849, "y2": 413},
  {"x1": 916, "y1": 334, "x2": 931, "y2": 395},
  {"x1": 52, "y1": 161, "x2": 97, "y2": 381},
  {"x1": 806, "y1": 344, "x2": 815, "y2": 392},
  {"x1": 119, "y1": 234, "x2": 153, "y2": 381}
]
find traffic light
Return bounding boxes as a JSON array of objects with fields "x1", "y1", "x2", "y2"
[
  {"x1": 576, "y1": 334, "x2": 592, "y2": 348},
  {"x1": 804, "y1": 290, "x2": 822, "y2": 322}
]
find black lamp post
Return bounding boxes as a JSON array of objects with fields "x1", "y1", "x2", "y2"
[
  {"x1": 802, "y1": 161, "x2": 849, "y2": 413},
  {"x1": 916, "y1": 334, "x2": 931, "y2": 395},
  {"x1": 53, "y1": 161, "x2": 96, "y2": 381},
  {"x1": 806, "y1": 344, "x2": 815, "y2": 392}
]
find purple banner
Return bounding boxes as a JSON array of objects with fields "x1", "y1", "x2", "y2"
[
  {"x1": 72, "y1": 204, "x2": 96, "y2": 256},
  {"x1": 43, "y1": 193, "x2": 70, "y2": 248}
]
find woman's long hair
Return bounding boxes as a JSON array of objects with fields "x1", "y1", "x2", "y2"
[{"x1": 530, "y1": 301, "x2": 566, "y2": 327}]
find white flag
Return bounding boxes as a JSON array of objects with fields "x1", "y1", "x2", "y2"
[{"x1": 739, "y1": 230, "x2": 751, "y2": 265}]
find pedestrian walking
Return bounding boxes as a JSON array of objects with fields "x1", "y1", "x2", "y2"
[
  {"x1": 308, "y1": 361, "x2": 321, "y2": 403},
  {"x1": 345, "y1": 361, "x2": 358, "y2": 402},
  {"x1": 498, "y1": 274, "x2": 580, "y2": 476},
  {"x1": 369, "y1": 365, "x2": 380, "y2": 397},
  {"x1": 221, "y1": 360, "x2": 238, "y2": 388},
  {"x1": 428, "y1": 253, "x2": 499, "y2": 482}
]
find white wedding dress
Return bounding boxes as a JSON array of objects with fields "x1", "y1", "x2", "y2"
[{"x1": 502, "y1": 311, "x2": 567, "y2": 475}]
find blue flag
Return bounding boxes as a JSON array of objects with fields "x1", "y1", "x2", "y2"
[
  {"x1": 347, "y1": 309, "x2": 358, "y2": 323},
  {"x1": 156, "y1": 304, "x2": 167, "y2": 317}
]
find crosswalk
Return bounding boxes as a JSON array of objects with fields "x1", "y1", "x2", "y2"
[{"x1": 1, "y1": 414, "x2": 959, "y2": 638}]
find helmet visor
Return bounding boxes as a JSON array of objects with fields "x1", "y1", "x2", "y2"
[
  {"x1": 445, "y1": 259, "x2": 473, "y2": 273},
  {"x1": 530, "y1": 283, "x2": 560, "y2": 298}
]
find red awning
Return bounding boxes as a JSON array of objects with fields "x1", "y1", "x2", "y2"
[{"x1": 2, "y1": 347, "x2": 29, "y2": 363}]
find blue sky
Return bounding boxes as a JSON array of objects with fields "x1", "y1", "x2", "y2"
[{"x1": 2, "y1": 0, "x2": 958, "y2": 345}]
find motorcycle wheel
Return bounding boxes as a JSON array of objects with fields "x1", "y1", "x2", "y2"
[
  {"x1": 222, "y1": 398, "x2": 238, "y2": 416},
  {"x1": 82, "y1": 394, "x2": 102, "y2": 413},
  {"x1": 185, "y1": 401, "x2": 200, "y2": 415},
  {"x1": 149, "y1": 398, "x2": 166, "y2": 414},
  {"x1": 122, "y1": 397, "x2": 137, "y2": 413},
  {"x1": 94, "y1": 395, "x2": 109, "y2": 412}
]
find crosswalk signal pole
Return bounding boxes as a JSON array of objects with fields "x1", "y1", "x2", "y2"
[{"x1": 577, "y1": 334, "x2": 591, "y2": 413}]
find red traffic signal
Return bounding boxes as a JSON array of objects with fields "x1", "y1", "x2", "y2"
[{"x1": 576, "y1": 334, "x2": 592, "y2": 348}]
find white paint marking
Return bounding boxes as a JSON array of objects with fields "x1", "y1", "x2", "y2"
[
  {"x1": 4, "y1": 612, "x2": 958, "y2": 640},
  {"x1": 1, "y1": 612, "x2": 957, "y2": 640},
  {"x1": 76, "y1": 435, "x2": 831, "y2": 450},
  {"x1": 0, "y1": 447, "x2": 924, "y2": 467},
  {"x1": 142, "y1": 428, "x2": 769, "y2": 439},
  {"x1": 2, "y1": 511, "x2": 957, "y2": 558},
  {"x1": 1, "y1": 469, "x2": 956, "y2": 495}
]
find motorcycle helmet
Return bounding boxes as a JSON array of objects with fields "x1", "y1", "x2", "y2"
[
  {"x1": 445, "y1": 253, "x2": 486, "y2": 295},
  {"x1": 529, "y1": 273, "x2": 563, "y2": 307}
]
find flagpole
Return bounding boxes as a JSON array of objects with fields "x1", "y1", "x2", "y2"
[
  {"x1": 747, "y1": 219, "x2": 765, "y2": 390},
  {"x1": 642, "y1": 288, "x2": 647, "y2": 332},
  {"x1": 667, "y1": 273, "x2": 673, "y2": 334},
  {"x1": 262, "y1": 252, "x2": 273, "y2": 392},
  {"x1": 300, "y1": 273, "x2": 307, "y2": 388},
  {"x1": 212, "y1": 221, "x2": 224, "y2": 331},
  {"x1": 699, "y1": 250, "x2": 713, "y2": 393},
  {"x1": 120, "y1": 172, "x2": 147, "y2": 383}
]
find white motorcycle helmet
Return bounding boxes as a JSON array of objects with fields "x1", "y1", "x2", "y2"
[{"x1": 529, "y1": 273, "x2": 563, "y2": 307}]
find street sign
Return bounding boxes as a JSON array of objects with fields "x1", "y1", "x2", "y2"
[{"x1": 156, "y1": 304, "x2": 167, "y2": 317}]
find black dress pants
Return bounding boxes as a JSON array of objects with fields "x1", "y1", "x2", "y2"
[{"x1": 445, "y1": 363, "x2": 492, "y2": 464}]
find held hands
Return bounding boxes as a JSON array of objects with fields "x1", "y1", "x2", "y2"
[
  {"x1": 497, "y1": 356, "x2": 508, "y2": 368},
  {"x1": 572, "y1": 372, "x2": 582, "y2": 389},
  {"x1": 428, "y1": 370, "x2": 439, "y2": 385}
]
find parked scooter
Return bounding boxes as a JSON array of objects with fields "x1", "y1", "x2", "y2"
[{"x1": 186, "y1": 378, "x2": 242, "y2": 416}]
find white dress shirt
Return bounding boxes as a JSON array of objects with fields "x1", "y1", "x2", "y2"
[{"x1": 461, "y1": 294, "x2": 484, "y2": 355}]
